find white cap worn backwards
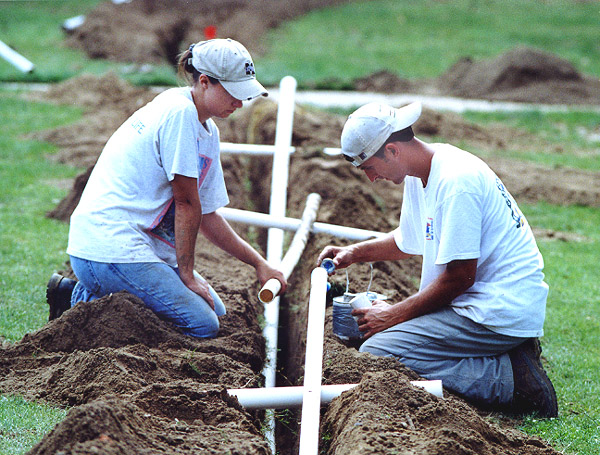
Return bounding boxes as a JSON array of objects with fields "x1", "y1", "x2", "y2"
[
  {"x1": 341, "y1": 102, "x2": 422, "y2": 166},
  {"x1": 191, "y1": 38, "x2": 268, "y2": 101}
]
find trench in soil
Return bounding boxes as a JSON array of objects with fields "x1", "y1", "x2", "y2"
[{"x1": 240, "y1": 154, "x2": 310, "y2": 454}]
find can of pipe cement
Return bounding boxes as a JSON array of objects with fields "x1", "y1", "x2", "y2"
[{"x1": 332, "y1": 291, "x2": 386, "y2": 340}]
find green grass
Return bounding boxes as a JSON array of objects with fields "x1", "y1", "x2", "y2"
[
  {"x1": 257, "y1": 0, "x2": 600, "y2": 87},
  {"x1": 1, "y1": 0, "x2": 599, "y2": 88},
  {"x1": 519, "y1": 203, "x2": 600, "y2": 454},
  {"x1": 0, "y1": 91, "x2": 81, "y2": 453},
  {"x1": 0, "y1": 395, "x2": 67, "y2": 455},
  {"x1": 463, "y1": 110, "x2": 600, "y2": 171},
  {"x1": 0, "y1": 91, "x2": 83, "y2": 340}
]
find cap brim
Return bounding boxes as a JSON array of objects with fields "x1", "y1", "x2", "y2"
[
  {"x1": 391, "y1": 102, "x2": 422, "y2": 131},
  {"x1": 221, "y1": 78, "x2": 268, "y2": 101}
]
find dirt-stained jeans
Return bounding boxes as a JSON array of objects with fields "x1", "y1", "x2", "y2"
[
  {"x1": 69, "y1": 256, "x2": 226, "y2": 338},
  {"x1": 359, "y1": 306, "x2": 527, "y2": 406}
]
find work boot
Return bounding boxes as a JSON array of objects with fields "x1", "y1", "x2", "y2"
[
  {"x1": 46, "y1": 273, "x2": 76, "y2": 321},
  {"x1": 508, "y1": 338, "x2": 558, "y2": 418}
]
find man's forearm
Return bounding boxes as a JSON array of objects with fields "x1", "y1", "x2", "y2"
[
  {"x1": 351, "y1": 233, "x2": 413, "y2": 263},
  {"x1": 391, "y1": 258, "x2": 477, "y2": 323},
  {"x1": 357, "y1": 258, "x2": 477, "y2": 338}
]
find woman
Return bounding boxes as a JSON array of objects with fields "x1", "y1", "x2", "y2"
[{"x1": 47, "y1": 38, "x2": 286, "y2": 338}]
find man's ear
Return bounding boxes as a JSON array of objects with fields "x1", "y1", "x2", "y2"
[{"x1": 384, "y1": 142, "x2": 400, "y2": 158}]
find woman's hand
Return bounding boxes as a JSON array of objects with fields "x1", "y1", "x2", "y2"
[
  {"x1": 182, "y1": 273, "x2": 215, "y2": 310},
  {"x1": 256, "y1": 262, "x2": 287, "y2": 294}
]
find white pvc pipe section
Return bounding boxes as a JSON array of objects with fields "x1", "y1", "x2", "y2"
[
  {"x1": 266, "y1": 75, "x2": 296, "y2": 265},
  {"x1": 262, "y1": 75, "x2": 297, "y2": 454},
  {"x1": 259, "y1": 193, "x2": 321, "y2": 303},
  {"x1": 298, "y1": 267, "x2": 328, "y2": 455},
  {"x1": 228, "y1": 380, "x2": 443, "y2": 409},
  {"x1": 62, "y1": 15, "x2": 86, "y2": 32},
  {"x1": 0, "y1": 40, "x2": 34, "y2": 73},
  {"x1": 220, "y1": 142, "x2": 295, "y2": 156},
  {"x1": 218, "y1": 207, "x2": 385, "y2": 241}
]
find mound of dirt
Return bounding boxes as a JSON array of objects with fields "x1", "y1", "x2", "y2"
[
  {"x1": 322, "y1": 370, "x2": 559, "y2": 455},
  {"x1": 436, "y1": 47, "x2": 600, "y2": 105},
  {"x1": 65, "y1": 0, "x2": 353, "y2": 65}
]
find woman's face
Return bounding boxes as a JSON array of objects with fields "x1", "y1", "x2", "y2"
[{"x1": 193, "y1": 76, "x2": 243, "y2": 121}]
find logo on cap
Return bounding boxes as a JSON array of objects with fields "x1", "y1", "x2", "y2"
[{"x1": 245, "y1": 62, "x2": 255, "y2": 76}]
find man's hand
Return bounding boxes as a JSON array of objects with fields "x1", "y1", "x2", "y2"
[
  {"x1": 316, "y1": 245, "x2": 356, "y2": 272},
  {"x1": 317, "y1": 233, "x2": 412, "y2": 273},
  {"x1": 352, "y1": 300, "x2": 395, "y2": 339}
]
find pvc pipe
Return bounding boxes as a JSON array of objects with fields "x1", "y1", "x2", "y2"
[
  {"x1": 220, "y1": 142, "x2": 295, "y2": 156},
  {"x1": 259, "y1": 193, "x2": 321, "y2": 303},
  {"x1": 62, "y1": 15, "x2": 86, "y2": 32},
  {"x1": 298, "y1": 267, "x2": 328, "y2": 455},
  {"x1": 229, "y1": 384, "x2": 354, "y2": 410},
  {"x1": 262, "y1": 76, "x2": 296, "y2": 454},
  {"x1": 323, "y1": 147, "x2": 342, "y2": 156},
  {"x1": 266, "y1": 75, "x2": 296, "y2": 265},
  {"x1": 0, "y1": 40, "x2": 34, "y2": 73},
  {"x1": 228, "y1": 380, "x2": 443, "y2": 410},
  {"x1": 218, "y1": 207, "x2": 385, "y2": 241}
]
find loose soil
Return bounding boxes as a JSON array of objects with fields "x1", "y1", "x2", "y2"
[{"x1": 3, "y1": 1, "x2": 600, "y2": 453}]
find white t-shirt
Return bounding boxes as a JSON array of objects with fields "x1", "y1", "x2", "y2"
[
  {"x1": 67, "y1": 87, "x2": 229, "y2": 266},
  {"x1": 393, "y1": 144, "x2": 548, "y2": 337}
]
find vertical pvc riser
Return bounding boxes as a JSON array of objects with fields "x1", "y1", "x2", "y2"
[
  {"x1": 298, "y1": 267, "x2": 328, "y2": 455},
  {"x1": 263, "y1": 76, "x2": 297, "y2": 454}
]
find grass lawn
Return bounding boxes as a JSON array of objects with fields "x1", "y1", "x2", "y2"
[
  {"x1": 519, "y1": 203, "x2": 600, "y2": 453},
  {"x1": 0, "y1": 0, "x2": 599, "y2": 453},
  {"x1": 258, "y1": 0, "x2": 600, "y2": 87},
  {"x1": 1, "y1": 0, "x2": 599, "y2": 88},
  {"x1": 0, "y1": 90, "x2": 83, "y2": 454}
]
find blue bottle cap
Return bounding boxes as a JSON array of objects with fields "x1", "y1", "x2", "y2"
[{"x1": 321, "y1": 258, "x2": 335, "y2": 274}]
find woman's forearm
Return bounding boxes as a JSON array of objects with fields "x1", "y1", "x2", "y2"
[{"x1": 172, "y1": 175, "x2": 203, "y2": 283}]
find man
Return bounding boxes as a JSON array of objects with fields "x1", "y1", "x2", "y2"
[{"x1": 318, "y1": 102, "x2": 558, "y2": 417}]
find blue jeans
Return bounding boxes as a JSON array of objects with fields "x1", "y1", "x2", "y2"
[
  {"x1": 70, "y1": 256, "x2": 226, "y2": 338},
  {"x1": 359, "y1": 306, "x2": 526, "y2": 406}
]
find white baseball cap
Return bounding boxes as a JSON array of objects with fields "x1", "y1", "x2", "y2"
[
  {"x1": 191, "y1": 38, "x2": 268, "y2": 101},
  {"x1": 341, "y1": 102, "x2": 422, "y2": 166}
]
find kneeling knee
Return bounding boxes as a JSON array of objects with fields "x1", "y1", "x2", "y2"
[
  {"x1": 187, "y1": 315, "x2": 220, "y2": 339},
  {"x1": 359, "y1": 338, "x2": 392, "y2": 357}
]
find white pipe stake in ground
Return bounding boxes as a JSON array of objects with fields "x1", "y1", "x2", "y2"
[
  {"x1": 228, "y1": 380, "x2": 443, "y2": 410},
  {"x1": 266, "y1": 75, "x2": 297, "y2": 265},
  {"x1": 218, "y1": 207, "x2": 384, "y2": 241},
  {"x1": 262, "y1": 76, "x2": 297, "y2": 455},
  {"x1": 259, "y1": 193, "x2": 321, "y2": 303},
  {"x1": 298, "y1": 267, "x2": 328, "y2": 455},
  {"x1": 0, "y1": 40, "x2": 34, "y2": 73}
]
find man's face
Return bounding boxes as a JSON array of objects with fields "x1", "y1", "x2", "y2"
[{"x1": 358, "y1": 145, "x2": 406, "y2": 185}]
